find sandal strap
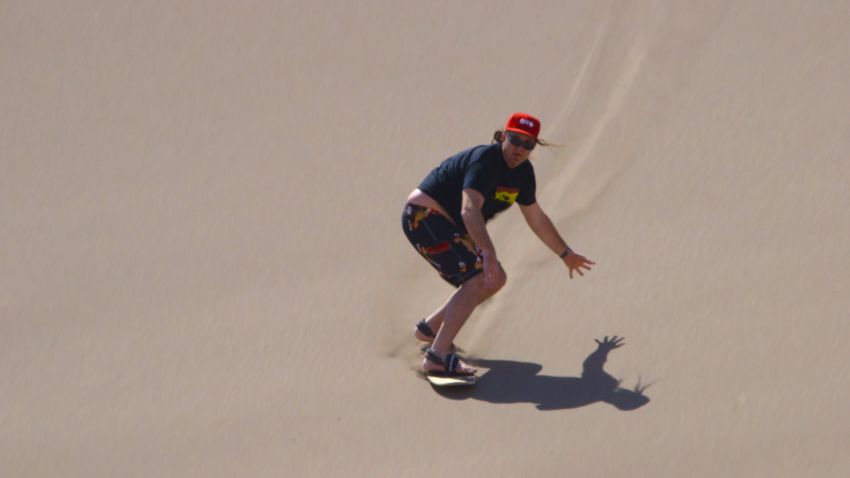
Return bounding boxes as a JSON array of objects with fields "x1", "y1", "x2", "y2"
[
  {"x1": 425, "y1": 348, "x2": 445, "y2": 366},
  {"x1": 416, "y1": 319, "x2": 436, "y2": 338},
  {"x1": 444, "y1": 354, "x2": 460, "y2": 373},
  {"x1": 425, "y1": 348, "x2": 462, "y2": 374}
]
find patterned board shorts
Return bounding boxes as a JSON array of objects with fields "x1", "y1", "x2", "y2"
[{"x1": 401, "y1": 203, "x2": 483, "y2": 287}]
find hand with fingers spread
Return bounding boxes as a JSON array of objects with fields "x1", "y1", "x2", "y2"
[
  {"x1": 595, "y1": 336, "x2": 625, "y2": 351},
  {"x1": 562, "y1": 250, "x2": 595, "y2": 279}
]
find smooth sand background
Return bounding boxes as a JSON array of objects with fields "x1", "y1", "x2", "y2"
[{"x1": 3, "y1": 1, "x2": 850, "y2": 477}]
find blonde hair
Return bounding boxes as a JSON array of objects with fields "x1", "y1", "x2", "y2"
[{"x1": 492, "y1": 130, "x2": 557, "y2": 148}]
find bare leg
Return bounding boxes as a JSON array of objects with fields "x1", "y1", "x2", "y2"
[
  {"x1": 422, "y1": 265, "x2": 506, "y2": 373},
  {"x1": 413, "y1": 296, "x2": 452, "y2": 342},
  {"x1": 415, "y1": 266, "x2": 506, "y2": 342}
]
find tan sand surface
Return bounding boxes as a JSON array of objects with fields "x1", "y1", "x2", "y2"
[{"x1": 3, "y1": 1, "x2": 850, "y2": 476}]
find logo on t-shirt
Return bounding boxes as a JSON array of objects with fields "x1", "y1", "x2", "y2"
[{"x1": 494, "y1": 186, "x2": 520, "y2": 204}]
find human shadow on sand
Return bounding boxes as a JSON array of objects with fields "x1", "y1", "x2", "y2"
[{"x1": 434, "y1": 337, "x2": 650, "y2": 411}]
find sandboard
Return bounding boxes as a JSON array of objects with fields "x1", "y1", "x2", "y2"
[{"x1": 425, "y1": 373, "x2": 478, "y2": 387}]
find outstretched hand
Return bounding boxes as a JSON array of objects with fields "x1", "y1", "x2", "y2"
[
  {"x1": 595, "y1": 336, "x2": 625, "y2": 350},
  {"x1": 563, "y1": 252, "x2": 595, "y2": 279}
]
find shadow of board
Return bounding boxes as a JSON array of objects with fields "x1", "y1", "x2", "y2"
[{"x1": 432, "y1": 337, "x2": 651, "y2": 411}]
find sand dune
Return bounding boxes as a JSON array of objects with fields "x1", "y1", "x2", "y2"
[{"x1": 3, "y1": 1, "x2": 850, "y2": 476}]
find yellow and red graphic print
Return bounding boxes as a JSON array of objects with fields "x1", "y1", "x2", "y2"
[
  {"x1": 453, "y1": 234, "x2": 484, "y2": 271},
  {"x1": 408, "y1": 207, "x2": 432, "y2": 231},
  {"x1": 417, "y1": 242, "x2": 448, "y2": 269},
  {"x1": 453, "y1": 233, "x2": 478, "y2": 255},
  {"x1": 419, "y1": 241, "x2": 451, "y2": 256},
  {"x1": 494, "y1": 186, "x2": 520, "y2": 204}
]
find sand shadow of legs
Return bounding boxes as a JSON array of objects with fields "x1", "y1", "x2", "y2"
[{"x1": 433, "y1": 337, "x2": 650, "y2": 411}]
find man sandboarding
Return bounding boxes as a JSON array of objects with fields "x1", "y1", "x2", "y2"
[{"x1": 401, "y1": 113, "x2": 594, "y2": 386}]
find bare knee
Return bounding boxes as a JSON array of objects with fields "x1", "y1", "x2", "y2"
[{"x1": 465, "y1": 265, "x2": 507, "y2": 298}]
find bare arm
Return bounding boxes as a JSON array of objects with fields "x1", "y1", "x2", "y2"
[
  {"x1": 519, "y1": 201, "x2": 569, "y2": 255},
  {"x1": 461, "y1": 188, "x2": 500, "y2": 288},
  {"x1": 520, "y1": 201, "x2": 595, "y2": 279},
  {"x1": 460, "y1": 189, "x2": 495, "y2": 255}
]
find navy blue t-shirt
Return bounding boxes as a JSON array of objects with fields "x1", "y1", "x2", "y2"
[{"x1": 418, "y1": 143, "x2": 536, "y2": 230}]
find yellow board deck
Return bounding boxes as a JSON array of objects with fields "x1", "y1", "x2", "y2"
[{"x1": 425, "y1": 374, "x2": 478, "y2": 387}]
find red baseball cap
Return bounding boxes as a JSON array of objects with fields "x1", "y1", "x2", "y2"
[{"x1": 505, "y1": 112, "x2": 541, "y2": 140}]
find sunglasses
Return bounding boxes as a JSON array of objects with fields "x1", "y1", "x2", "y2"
[{"x1": 507, "y1": 133, "x2": 536, "y2": 151}]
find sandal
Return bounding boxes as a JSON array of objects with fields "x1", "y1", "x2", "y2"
[
  {"x1": 415, "y1": 320, "x2": 461, "y2": 352},
  {"x1": 415, "y1": 319, "x2": 436, "y2": 340},
  {"x1": 424, "y1": 348, "x2": 476, "y2": 376}
]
